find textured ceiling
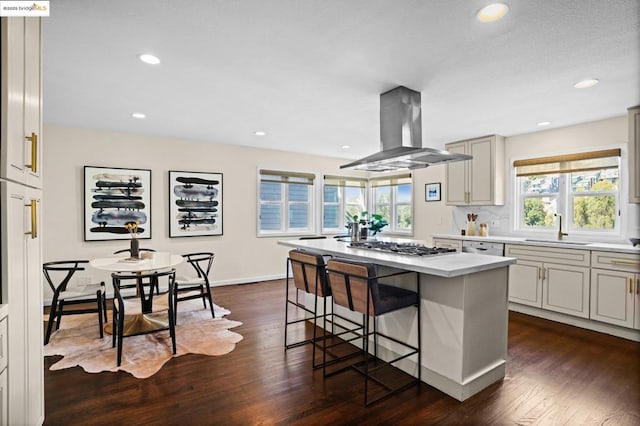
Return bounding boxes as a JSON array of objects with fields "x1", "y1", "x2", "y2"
[{"x1": 43, "y1": 0, "x2": 640, "y2": 160}]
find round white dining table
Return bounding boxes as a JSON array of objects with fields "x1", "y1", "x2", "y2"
[
  {"x1": 89, "y1": 252, "x2": 184, "y2": 273},
  {"x1": 89, "y1": 252, "x2": 184, "y2": 335}
]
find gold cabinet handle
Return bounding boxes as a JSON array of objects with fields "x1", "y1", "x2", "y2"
[
  {"x1": 25, "y1": 132, "x2": 38, "y2": 172},
  {"x1": 630, "y1": 277, "x2": 634, "y2": 294},
  {"x1": 24, "y1": 199, "x2": 37, "y2": 239}
]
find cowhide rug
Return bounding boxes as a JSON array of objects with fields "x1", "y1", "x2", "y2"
[{"x1": 44, "y1": 299, "x2": 243, "y2": 379}]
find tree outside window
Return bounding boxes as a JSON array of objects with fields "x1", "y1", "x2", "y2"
[{"x1": 517, "y1": 164, "x2": 619, "y2": 235}]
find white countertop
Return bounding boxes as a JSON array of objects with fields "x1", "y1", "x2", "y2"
[
  {"x1": 433, "y1": 233, "x2": 640, "y2": 254},
  {"x1": 278, "y1": 239, "x2": 515, "y2": 278}
]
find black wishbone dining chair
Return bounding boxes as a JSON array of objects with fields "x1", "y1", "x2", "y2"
[
  {"x1": 173, "y1": 252, "x2": 216, "y2": 322},
  {"x1": 43, "y1": 260, "x2": 107, "y2": 345},
  {"x1": 111, "y1": 268, "x2": 177, "y2": 366}
]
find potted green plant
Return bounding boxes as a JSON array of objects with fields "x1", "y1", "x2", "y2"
[{"x1": 346, "y1": 212, "x2": 388, "y2": 238}]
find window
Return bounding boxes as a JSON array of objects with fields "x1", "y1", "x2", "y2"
[
  {"x1": 322, "y1": 175, "x2": 367, "y2": 233},
  {"x1": 514, "y1": 149, "x2": 620, "y2": 235},
  {"x1": 370, "y1": 173, "x2": 412, "y2": 234},
  {"x1": 258, "y1": 170, "x2": 315, "y2": 235}
]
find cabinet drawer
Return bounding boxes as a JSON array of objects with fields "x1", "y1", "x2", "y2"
[
  {"x1": 0, "y1": 318, "x2": 6, "y2": 373},
  {"x1": 591, "y1": 251, "x2": 640, "y2": 273},
  {"x1": 433, "y1": 238, "x2": 462, "y2": 252},
  {"x1": 505, "y1": 244, "x2": 590, "y2": 267}
]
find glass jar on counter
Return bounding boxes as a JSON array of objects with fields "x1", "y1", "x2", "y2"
[
  {"x1": 467, "y1": 221, "x2": 476, "y2": 236},
  {"x1": 479, "y1": 223, "x2": 489, "y2": 237}
]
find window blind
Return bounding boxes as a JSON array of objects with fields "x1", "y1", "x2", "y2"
[
  {"x1": 323, "y1": 175, "x2": 367, "y2": 188},
  {"x1": 513, "y1": 149, "x2": 621, "y2": 177},
  {"x1": 259, "y1": 169, "x2": 315, "y2": 185},
  {"x1": 369, "y1": 173, "x2": 412, "y2": 187}
]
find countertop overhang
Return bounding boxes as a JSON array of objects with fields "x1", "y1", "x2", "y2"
[{"x1": 278, "y1": 239, "x2": 515, "y2": 278}]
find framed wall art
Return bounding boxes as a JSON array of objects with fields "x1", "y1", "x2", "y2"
[
  {"x1": 169, "y1": 170, "x2": 223, "y2": 237},
  {"x1": 425, "y1": 182, "x2": 441, "y2": 202},
  {"x1": 84, "y1": 166, "x2": 152, "y2": 241}
]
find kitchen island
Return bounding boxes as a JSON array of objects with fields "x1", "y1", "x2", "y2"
[{"x1": 279, "y1": 238, "x2": 516, "y2": 401}]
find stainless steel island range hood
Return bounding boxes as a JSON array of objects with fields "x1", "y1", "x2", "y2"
[{"x1": 341, "y1": 86, "x2": 472, "y2": 172}]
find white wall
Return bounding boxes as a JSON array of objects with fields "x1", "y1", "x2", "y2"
[
  {"x1": 42, "y1": 125, "x2": 363, "y2": 299},
  {"x1": 451, "y1": 115, "x2": 639, "y2": 242},
  {"x1": 412, "y1": 166, "x2": 452, "y2": 242},
  {"x1": 43, "y1": 115, "x2": 636, "y2": 301}
]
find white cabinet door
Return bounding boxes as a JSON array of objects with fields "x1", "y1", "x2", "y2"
[
  {"x1": 23, "y1": 18, "x2": 42, "y2": 189},
  {"x1": 445, "y1": 141, "x2": 467, "y2": 205},
  {"x1": 0, "y1": 317, "x2": 6, "y2": 426},
  {"x1": 1, "y1": 181, "x2": 43, "y2": 426},
  {"x1": 445, "y1": 135, "x2": 504, "y2": 206},
  {"x1": 590, "y1": 268, "x2": 635, "y2": 328},
  {"x1": 508, "y1": 259, "x2": 543, "y2": 307},
  {"x1": 635, "y1": 275, "x2": 640, "y2": 330},
  {"x1": 24, "y1": 187, "x2": 43, "y2": 426},
  {"x1": 468, "y1": 137, "x2": 494, "y2": 205},
  {"x1": 543, "y1": 264, "x2": 590, "y2": 318},
  {"x1": 1, "y1": 18, "x2": 27, "y2": 184},
  {"x1": 629, "y1": 106, "x2": 640, "y2": 203},
  {"x1": 0, "y1": 17, "x2": 42, "y2": 188},
  {"x1": 0, "y1": 367, "x2": 6, "y2": 426}
]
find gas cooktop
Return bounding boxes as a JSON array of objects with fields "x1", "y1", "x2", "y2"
[{"x1": 348, "y1": 241, "x2": 457, "y2": 257}]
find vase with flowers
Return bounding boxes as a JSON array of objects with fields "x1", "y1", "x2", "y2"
[{"x1": 124, "y1": 221, "x2": 140, "y2": 258}]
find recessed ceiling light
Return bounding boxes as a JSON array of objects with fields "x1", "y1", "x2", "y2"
[
  {"x1": 476, "y1": 3, "x2": 509, "y2": 22},
  {"x1": 139, "y1": 53, "x2": 160, "y2": 65},
  {"x1": 573, "y1": 78, "x2": 599, "y2": 89},
  {"x1": 537, "y1": 121, "x2": 551, "y2": 126},
  {"x1": 131, "y1": 112, "x2": 146, "y2": 119},
  {"x1": 254, "y1": 131, "x2": 266, "y2": 136},
  {"x1": 341, "y1": 145, "x2": 351, "y2": 149}
]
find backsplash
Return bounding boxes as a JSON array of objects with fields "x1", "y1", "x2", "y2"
[
  {"x1": 452, "y1": 206, "x2": 511, "y2": 236},
  {"x1": 452, "y1": 203, "x2": 640, "y2": 244}
]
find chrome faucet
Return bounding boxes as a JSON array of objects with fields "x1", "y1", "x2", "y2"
[{"x1": 554, "y1": 213, "x2": 568, "y2": 240}]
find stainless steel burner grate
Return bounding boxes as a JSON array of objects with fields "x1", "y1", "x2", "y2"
[{"x1": 348, "y1": 241, "x2": 457, "y2": 256}]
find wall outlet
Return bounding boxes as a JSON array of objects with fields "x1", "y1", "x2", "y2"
[{"x1": 490, "y1": 219, "x2": 500, "y2": 227}]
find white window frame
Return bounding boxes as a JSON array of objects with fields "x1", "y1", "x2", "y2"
[
  {"x1": 513, "y1": 149, "x2": 622, "y2": 238},
  {"x1": 369, "y1": 174, "x2": 413, "y2": 236},
  {"x1": 321, "y1": 175, "x2": 367, "y2": 235},
  {"x1": 257, "y1": 169, "x2": 315, "y2": 237}
]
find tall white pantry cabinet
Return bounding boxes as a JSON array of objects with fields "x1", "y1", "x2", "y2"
[{"x1": 1, "y1": 17, "x2": 45, "y2": 426}]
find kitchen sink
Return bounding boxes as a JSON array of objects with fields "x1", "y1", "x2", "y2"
[{"x1": 525, "y1": 239, "x2": 590, "y2": 245}]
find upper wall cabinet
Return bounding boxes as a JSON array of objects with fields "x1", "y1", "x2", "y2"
[
  {"x1": 629, "y1": 106, "x2": 640, "y2": 203},
  {"x1": 1, "y1": 17, "x2": 43, "y2": 189},
  {"x1": 445, "y1": 135, "x2": 505, "y2": 206}
]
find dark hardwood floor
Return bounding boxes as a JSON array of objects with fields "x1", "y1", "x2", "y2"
[{"x1": 44, "y1": 279, "x2": 640, "y2": 425}]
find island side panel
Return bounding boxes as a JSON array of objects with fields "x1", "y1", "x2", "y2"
[
  {"x1": 418, "y1": 267, "x2": 509, "y2": 401},
  {"x1": 461, "y1": 266, "x2": 509, "y2": 399}
]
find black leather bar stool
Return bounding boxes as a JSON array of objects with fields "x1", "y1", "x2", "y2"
[
  {"x1": 284, "y1": 249, "x2": 336, "y2": 368},
  {"x1": 324, "y1": 257, "x2": 421, "y2": 406}
]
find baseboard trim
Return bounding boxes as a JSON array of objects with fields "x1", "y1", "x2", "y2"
[
  {"x1": 509, "y1": 303, "x2": 640, "y2": 342},
  {"x1": 371, "y1": 343, "x2": 505, "y2": 402},
  {"x1": 44, "y1": 274, "x2": 287, "y2": 306}
]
